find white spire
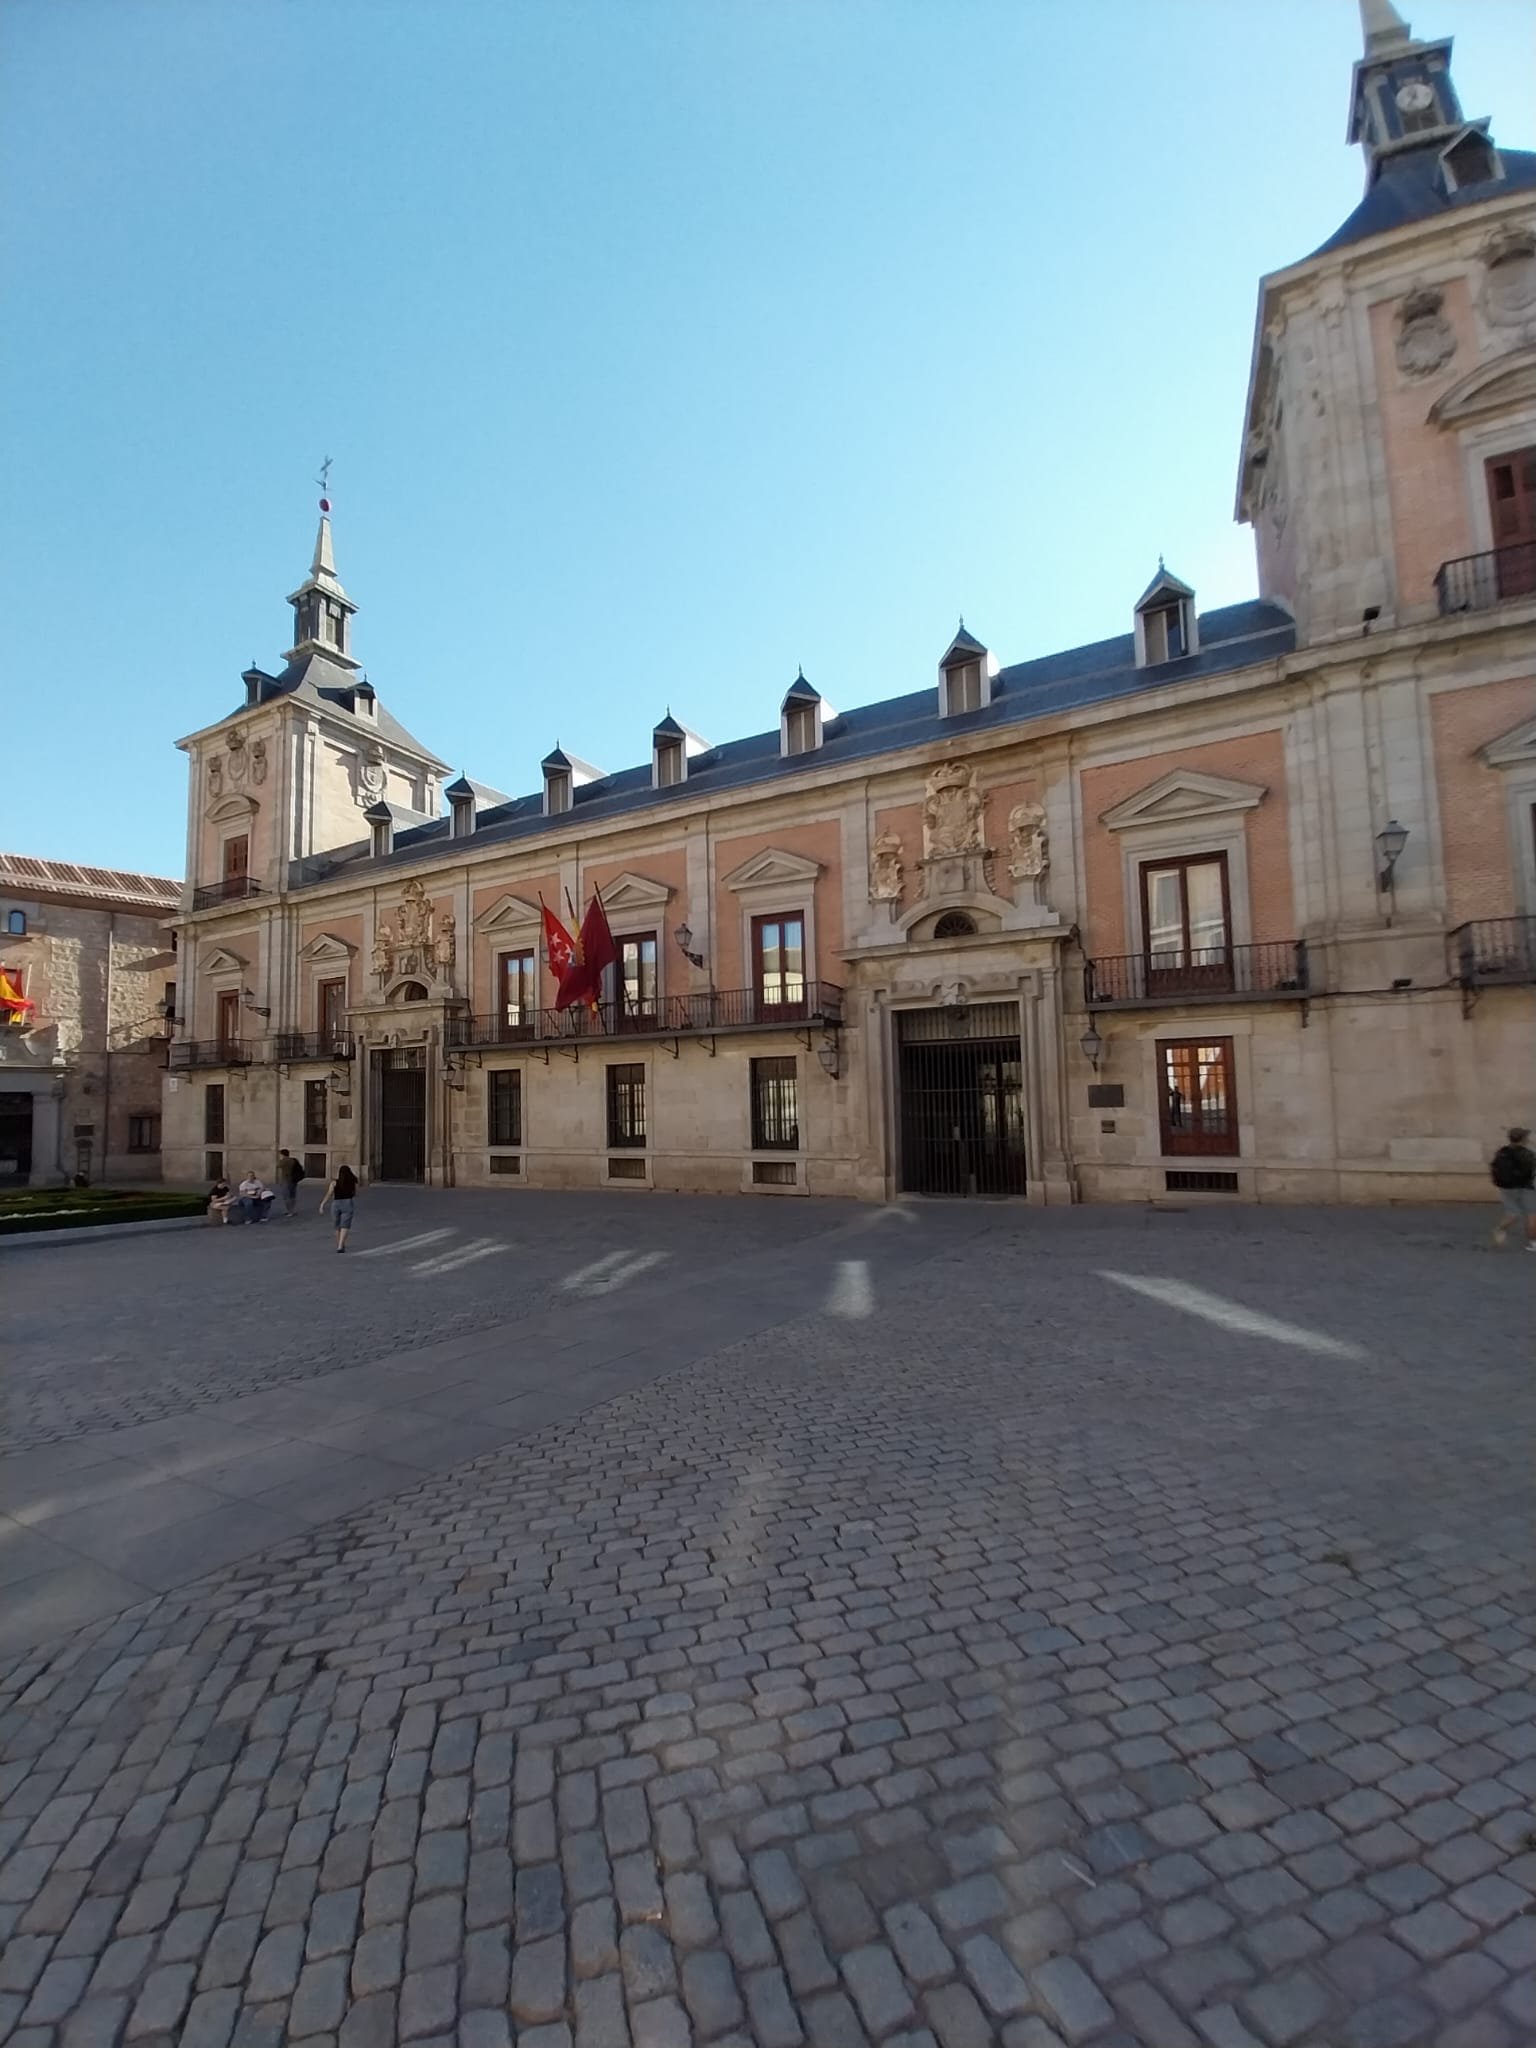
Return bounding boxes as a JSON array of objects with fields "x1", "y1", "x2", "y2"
[{"x1": 1360, "y1": 0, "x2": 1412, "y2": 54}]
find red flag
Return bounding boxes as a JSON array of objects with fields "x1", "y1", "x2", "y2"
[
  {"x1": 541, "y1": 902, "x2": 580, "y2": 1003},
  {"x1": 577, "y1": 892, "x2": 618, "y2": 1013},
  {"x1": 554, "y1": 891, "x2": 620, "y2": 1013}
]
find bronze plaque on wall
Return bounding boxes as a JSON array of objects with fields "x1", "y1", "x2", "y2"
[{"x1": 1087, "y1": 1083, "x2": 1125, "y2": 1108}]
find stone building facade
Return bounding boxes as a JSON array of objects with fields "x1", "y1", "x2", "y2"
[
  {"x1": 0, "y1": 854, "x2": 180, "y2": 1185},
  {"x1": 163, "y1": 3, "x2": 1536, "y2": 1205}
]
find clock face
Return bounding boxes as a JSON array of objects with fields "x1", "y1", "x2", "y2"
[{"x1": 1396, "y1": 80, "x2": 1436, "y2": 114}]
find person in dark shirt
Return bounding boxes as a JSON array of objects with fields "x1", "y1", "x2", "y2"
[
  {"x1": 320, "y1": 1163, "x2": 359, "y2": 1252},
  {"x1": 1489, "y1": 1126, "x2": 1536, "y2": 1249},
  {"x1": 275, "y1": 1149, "x2": 305, "y2": 1220}
]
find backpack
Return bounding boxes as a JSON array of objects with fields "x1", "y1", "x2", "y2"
[
  {"x1": 291, "y1": 1160, "x2": 305, "y2": 1183},
  {"x1": 1490, "y1": 1144, "x2": 1531, "y2": 1190}
]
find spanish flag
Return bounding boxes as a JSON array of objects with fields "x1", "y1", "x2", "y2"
[{"x1": 0, "y1": 969, "x2": 34, "y2": 1016}]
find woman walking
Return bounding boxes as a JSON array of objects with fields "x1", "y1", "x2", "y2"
[{"x1": 319, "y1": 1162, "x2": 359, "y2": 1252}]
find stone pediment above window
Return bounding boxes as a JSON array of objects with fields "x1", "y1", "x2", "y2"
[
  {"x1": 1101, "y1": 769, "x2": 1268, "y2": 832},
  {"x1": 1429, "y1": 347, "x2": 1536, "y2": 428},
  {"x1": 599, "y1": 871, "x2": 674, "y2": 916},
  {"x1": 205, "y1": 792, "x2": 259, "y2": 824},
  {"x1": 722, "y1": 848, "x2": 823, "y2": 897},
  {"x1": 199, "y1": 946, "x2": 248, "y2": 977},
  {"x1": 1481, "y1": 716, "x2": 1536, "y2": 769},
  {"x1": 473, "y1": 894, "x2": 543, "y2": 936},
  {"x1": 299, "y1": 931, "x2": 356, "y2": 964}
]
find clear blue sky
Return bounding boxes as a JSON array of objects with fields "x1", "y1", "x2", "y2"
[{"x1": 4, "y1": 0, "x2": 1531, "y2": 878}]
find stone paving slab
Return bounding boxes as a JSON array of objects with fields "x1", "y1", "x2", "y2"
[{"x1": 1, "y1": 1200, "x2": 1534, "y2": 2047}]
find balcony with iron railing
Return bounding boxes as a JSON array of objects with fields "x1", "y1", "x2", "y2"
[
  {"x1": 446, "y1": 983, "x2": 845, "y2": 1050},
  {"x1": 1435, "y1": 543, "x2": 1536, "y2": 617},
  {"x1": 1447, "y1": 916, "x2": 1536, "y2": 988},
  {"x1": 166, "y1": 1038, "x2": 253, "y2": 1070},
  {"x1": 271, "y1": 1031, "x2": 356, "y2": 1062},
  {"x1": 190, "y1": 875, "x2": 262, "y2": 912},
  {"x1": 1084, "y1": 941, "x2": 1309, "y2": 1009}
]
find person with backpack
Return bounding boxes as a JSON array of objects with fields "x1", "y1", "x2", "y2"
[
  {"x1": 319, "y1": 1162, "x2": 359, "y2": 1252},
  {"x1": 1489, "y1": 1126, "x2": 1536, "y2": 1249},
  {"x1": 275, "y1": 1149, "x2": 305, "y2": 1220}
]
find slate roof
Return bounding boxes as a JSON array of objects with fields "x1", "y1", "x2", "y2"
[
  {"x1": 244, "y1": 651, "x2": 449, "y2": 769},
  {"x1": 1312, "y1": 143, "x2": 1536, "y2": 256},
  {"x1": 292, "y1": 598, "x2": 1295, "y2": 890}
]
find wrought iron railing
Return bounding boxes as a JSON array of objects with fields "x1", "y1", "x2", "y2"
[
  {"x1": 1435, "y1": 543, "x2": 1536, "y2": 616},
  {"x1": 167, "y1": 1038, "x2": 252, "y2": 1069},
  {"x1": 191, "y1": 876, "x2": 262, "y2": 911},
  {"x1": 271, "y1": 1031, "x2": 355, "y2": 1062},
  {"x1": 1447, "y1": 916, "x2": 1536, "y2": 987},
  {"x1": 1084, "y1": 941, "x2": 1309, "y2": 1008},
  {"x1": 446, "y1": 983, "x2": 845, "y2": 1049}
]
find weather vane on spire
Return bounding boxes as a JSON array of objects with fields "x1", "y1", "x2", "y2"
[{"x1": 316, "y1": 455, "x2": 333, "y2": 512}]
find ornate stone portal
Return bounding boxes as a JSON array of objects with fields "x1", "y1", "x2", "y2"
[{"x1": 373, "y1": 878, "x2": 454, "y2": 988}]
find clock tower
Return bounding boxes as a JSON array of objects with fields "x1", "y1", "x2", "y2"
[{"x1": 1348, "y1": 0, "x2": 1466, "y2": 185}]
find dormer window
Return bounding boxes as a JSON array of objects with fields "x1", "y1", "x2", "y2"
[
  {"x1": 1134, "y1": 567, "x2": 1198, "y2": 669},
  {"x1": 446, "y1": 777, "x2": 476, "y2": 839},
  {"x1": 938, "y1": 625, "x2": 993, "y2": 718},
  {"x1": 652, "y1": 713, "x2": 703, "y2": 790},
  {"x1": 365, "y1": 802, "x2": 394, "y2": 857},
  {"x1": 780, "y1": 673, "x2": 828, "y2": 760},
  {"x1": 1441, "y1": 128, "x2": 1501, "y2": 192},
  {"x1": 542, "y1": 745, "x2": 600, "y2": 816}
]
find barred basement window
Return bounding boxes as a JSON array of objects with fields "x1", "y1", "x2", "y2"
[
  {"x1": 608, "y1": 1156, "x2": 646, "y2": 1180},
  {"x1": 607, "y1": 1063, "x2": 647, "y2": 1147},
  {"x1": 752, "y1": 1160, "x2": 796, "y2": 1186},
  {"x1": 303, "y1": 1152, "x2": 327, "y2": 1179},
  {"x1": 204, "y1": 1149, "x2": 224, "y2": 1181},
  {"x1": 488, "y1": 1069, "x2": 522, "y2": 1148},
  {"x1": 204, "y1": 1082, "x2": 225, "y2": 1144},
  {"x1": 750, "y1": 1056, "x2": 799, "y2": 1150},
  {"x1": 127, "y1": 1114, "x2": 160, "y2": 1153},
  {"x1": 489, "y1": 1154, "x2": 521, "y2": 1175},
  {"x1": 1165, "y1": 1169, "x2": 1240, "y2": 1194}
]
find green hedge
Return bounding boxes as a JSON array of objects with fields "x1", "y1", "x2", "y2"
[{"x1": 0, "y1": 1191, "x2": 208, "y2": 1235}]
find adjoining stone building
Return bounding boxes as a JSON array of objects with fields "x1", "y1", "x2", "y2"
[
  {"x1": 162, "y1": 3, "x2": 1536, "y2": 1205},
  {"x1": 0, "y1": 854, "x2": 180, "y2": 1185}
]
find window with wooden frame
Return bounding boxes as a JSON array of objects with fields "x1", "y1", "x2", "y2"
[
  {"x1": 752, "y1": 913, "x2": 807, "y2": 1018},
  {"x1": 127, "y1": 1114, "x2": 160, "y2": 1153},
  {"x1": 942, "y1": 660, "x2": 982, "y2": 716},
  {"x1": 750, "y1": 1056, "x2": 799, "y2": 1150},
  {"x1": 204, "y1": 1083, "x2": 225, "y2": 1144},
  {"x1": 1139, "y1": 854, "x2": 1232, "y2": 991},
  {"x1": 784, "y1": 703, "x2": 818, "y2": 757},
  {"x1": 617, "y1": 932, "x2": 658, "y2": 1026},
  {"x1": 222, "y1": 834, "x2": 249, "y2": 882},
  {"x1": 1158, "y1": 1039, "x2": 1238, "y2": 1156},
  {"x1": 498, "y1": 950, "x2": 537, "y2": 1037},
  {"x1": 606, "y1": 1062, "x2": 647, "y2": 1148},
  {"x1": 318, "y1": 977, "x2": 348, "y2": 1047},
  {"x1": 1141, "y1": 602, "x2": 1188, "y2": 663},
  {"x1": 216, "y1": 989, "x2": 242, "y2": 1049},
  {"x1": 1487, "y1": 448, "x2": 1536, "y2": 599},
  {"x1": 304, "y1": 1079, "x2": 329, "y2": 1145},
  {"x1": 488, "y1": 1069, "x2": 522, "y2": 1147}
]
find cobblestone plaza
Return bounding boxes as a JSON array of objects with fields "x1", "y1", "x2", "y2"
[{"x1": 2, "y1": 1193, "x2": 1534, "y2": 2047}]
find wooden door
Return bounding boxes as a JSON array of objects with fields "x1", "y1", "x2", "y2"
[
  {"x1": 216, "y1": 990, "x2": 241, "y2": 1050},
  {"x1": 222, "y1": 835, "x2": 249, "y2": 882},
  {"x1": 1486, "y1": 449, "x2": 1536, "y2": 598}
]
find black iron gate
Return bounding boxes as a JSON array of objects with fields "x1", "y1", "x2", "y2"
[
  {"x1": 372, "y1": 1048, "x2": 427, "y2": 1182},
  {"x1": 896, "y1": 1006, "x2": 1027, "y2": 1197}
]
